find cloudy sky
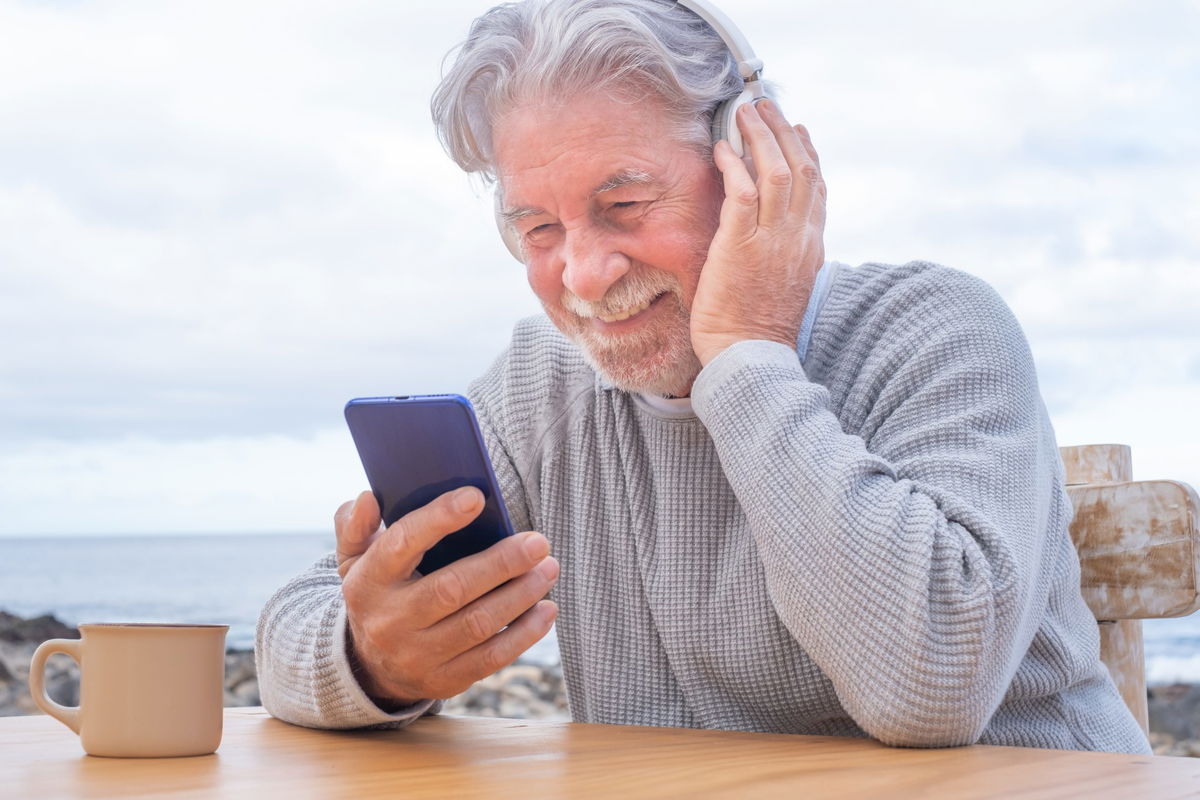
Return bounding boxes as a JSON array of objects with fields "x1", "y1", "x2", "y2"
[{"x1": 1, "y1": 0, "x2": 1197, "y2": 536}]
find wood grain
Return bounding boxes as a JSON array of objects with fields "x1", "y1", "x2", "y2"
[
  {"x1": 1067, "y1": 480, "x2": 1200, "y2": 620},
  {"x1": 1061, "y1": 444, "x2": 1133, "y2": 486},
  {"x1": 1099, "y1": 619, "x2": 1150, "y2": 733},
  {"x1": 6, "y1": 708, "x2": 1199, "y2": 799}
]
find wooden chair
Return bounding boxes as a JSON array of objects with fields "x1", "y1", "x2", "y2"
[{"x1": 1061, "y1": 444, "x2": 1200, "y2": 733}]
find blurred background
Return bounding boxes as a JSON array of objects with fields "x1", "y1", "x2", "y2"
[{"x1": 0, "y1": 0, "x2": 1197, "y2": 671}]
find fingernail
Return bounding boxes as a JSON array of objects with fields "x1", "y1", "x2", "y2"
[
  {"x1": 454, "y1": 487, "x2": 479, "y2": 513},
  {"x1": 524, "y1": 532, "x2": 549, "y2": 559},
  {"x1": 536, "y1": 556, "x2": 559, "y2": 581}
]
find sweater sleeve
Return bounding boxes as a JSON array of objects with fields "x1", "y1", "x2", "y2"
[
  {"x1": 690, "y1": 268, "x2": 1068, "y2": 747},
  {"x1": 255, "y1": 553, "x2": 441, "y2": 729}
]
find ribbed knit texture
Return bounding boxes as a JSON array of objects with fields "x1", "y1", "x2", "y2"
[{"x1": 257, "y1": 260, "x2": 1150, "y2": 753}]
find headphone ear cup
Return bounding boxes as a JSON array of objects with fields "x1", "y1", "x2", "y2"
[
  {"x1": 710, "y1": 87, "x2": 753, "y2": 158},
  {"x1": 493, "y1": 191, "x2": 524, "y2": 262}
]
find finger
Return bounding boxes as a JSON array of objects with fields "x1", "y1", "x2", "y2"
[
  {"x1": 753, "y1": 101, "x2": 824, "y2": 221},
  {"x1": 756, "y1": 101, "x2": 817, "y2": 180},
  {"x1": 792, "y1": 122, "x2": 830, "y2": 209},
  {"x1": 780, "y1": 119, "x2": 826, "y2": 217},
  {"x1": 406, "y1": 531, "x2": 553, "y2": 627},
  {"x1": 712, "y1": 138, "x2": 760, "y2": 242},
  {"x1": 430, "y1": 600, "x2": 558, "y2": 697},
  {"x1": 336, "y1": 491, "x2": 382, "y2": 577},
  {"x1": 355, "y1": 486, "x2": 485, "y2": 588},
  {"x1": 735, "y1": 101, "x2": 791, "y2": 228},
  {"x1": 791, "y1": 121, "x2": 820, "y2": 170},
  {"x1": 421, "y1": 554, "x2": 559, "y2": 654}
]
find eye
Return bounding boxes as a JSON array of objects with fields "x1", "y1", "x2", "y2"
[
  {"x1": 611, "y1": 201, "x2": 640, "y2": 210},
  {"x1": 522, "y1": 221, "x2": 560, "y2": 246}
]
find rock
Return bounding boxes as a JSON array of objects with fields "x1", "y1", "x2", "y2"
[
  {"x1": 225, "y1": 651, "x2": 257, "y2": 687},
  {"x1": 228, "y1": 678, "x2": 261, "y2": 707},
  {"x1": 0, "y1": 611, "x2": 78, "y2": 644},
  {"x1": 1148, "y1": 683, "x2": 1200, "y2": 742},
  {"x1": 45, "y1": 666, "x2": 80, "y2": 707},
  {"x1": 441, "y1": 658, "x2": 569, "y2": 721}
]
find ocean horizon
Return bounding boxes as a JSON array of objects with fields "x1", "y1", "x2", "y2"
[
  {"x1": 0, "y1": 532, "x2": 562, "y2": 664},
  {"x1": 1, "y1": 533, "x2": 1193, "y2": 680}
]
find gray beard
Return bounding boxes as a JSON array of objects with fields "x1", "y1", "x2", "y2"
[{"x1": 565, "y1": 307, "x2": 701, "y2": 397}]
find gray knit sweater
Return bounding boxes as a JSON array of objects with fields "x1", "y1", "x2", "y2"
[{"x1": 255, "y1": 260, "x2": 1150, "y2": 753}]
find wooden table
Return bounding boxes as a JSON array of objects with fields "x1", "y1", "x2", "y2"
[{"x1": 6, "y1": 707, "x2": 1199, "y2": 798}]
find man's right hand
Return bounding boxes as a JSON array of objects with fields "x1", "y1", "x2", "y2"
[{"x1": 334, "y1": 486, "x2": 559, "y2": 707}]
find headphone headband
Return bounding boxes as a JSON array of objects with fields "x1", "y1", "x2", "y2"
[{"x1": 676, "y1": 0, "x2": 762, "y2": 82}]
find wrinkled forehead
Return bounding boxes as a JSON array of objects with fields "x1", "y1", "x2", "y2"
[{"x1": 492, "y1": 91, "x2": 693, "y2": 205}]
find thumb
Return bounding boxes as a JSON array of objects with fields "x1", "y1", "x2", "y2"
[{"x1": 336, "y1": 490, "x2": 381, "y2": 577}]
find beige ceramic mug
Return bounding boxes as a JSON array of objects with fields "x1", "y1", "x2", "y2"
[{"x1": 29, "y1": 622, "x2": 229, "y2": 758}]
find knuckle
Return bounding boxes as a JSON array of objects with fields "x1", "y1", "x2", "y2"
[
  {"x1": 477, "y1": 639, "x2": 512, "y2": 676},
  {"x1": 438, "y1": 489, "x2": 463, "y2": 515},
  {"x1": 767, "y1": 167, "x2": 792, "y2": 188},
  {"x1": 736, "y1": 186, "x2": 759, "y2": 205},
  {"x1": 386, "y1": 517, "x2": 414, "y2": 555},
  {"x1": 462, "y1": 604, "x2": 497, "y2": 643},
  {"x1": 431, "y1": 570, "x2": 468, "y2": 610},
  {"x1": 498, "y1": 538, "x2": 531, "y2": 576},
  {"x1": 800, "y1": 163, "x2": 823, "y2": 187},
  {"x1": 391, "y1": 514, "x2": 432, "y2": 559}
]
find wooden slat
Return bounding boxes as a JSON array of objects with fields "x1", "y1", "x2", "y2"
[
  {"x1": 1061, "y1": 444, "x2": 1132, "y2": 485},
  {"x1": 1099, "y1": 620, "x2": 1150, "y2": 733},
  {"x1": 1060, "y1": 443, "x2": 1148, "y2": 735},
  {"x1": 1067, "y1": 480, "x2": 1200, "y2": 620}
]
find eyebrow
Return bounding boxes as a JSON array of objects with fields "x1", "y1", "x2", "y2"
[
  {"x1": 591, "y1": 168, "x2": 654, "y2": 195},
  {"x1": 498, "y1": 168, "x2": 656, "y2": 224}
]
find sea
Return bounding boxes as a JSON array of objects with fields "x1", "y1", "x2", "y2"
[
  {"x1": 2, "y1": 534, "x2": 1197, "y2": 681},
  {"x1": 0, "y1": 533, "x2": 561, "y2": 663}
]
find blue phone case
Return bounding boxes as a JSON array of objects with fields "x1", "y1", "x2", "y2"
[{"x1": 344, "y1": 394, "x2": 516, "y2": 575}]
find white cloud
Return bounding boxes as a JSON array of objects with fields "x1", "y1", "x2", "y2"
[{"x1": 0, "y1": 0, "x2": 1197, "y2": 534}]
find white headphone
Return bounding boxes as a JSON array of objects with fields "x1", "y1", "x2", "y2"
[{"x1": 494, "y1": 0, "x2": 766, "y2": 262}]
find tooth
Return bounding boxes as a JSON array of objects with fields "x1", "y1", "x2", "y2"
[{"x1": 597, "y1": 297, "x2": 653, "y2": 323}]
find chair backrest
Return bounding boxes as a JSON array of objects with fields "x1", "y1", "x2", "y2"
[{"x1": 1061, "y1": 444, "x2": 1200, "y2": 734}]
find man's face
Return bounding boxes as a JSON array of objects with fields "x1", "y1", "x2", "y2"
[{"x1": 492, "y1": 91, "x2": 723, "y2": 397}]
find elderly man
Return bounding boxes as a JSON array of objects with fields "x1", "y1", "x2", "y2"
[{"x1": 256, "y1": 0, "x2": 1149, "y2": 753}]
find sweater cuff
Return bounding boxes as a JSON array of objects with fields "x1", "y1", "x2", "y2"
[
  {"x1": 328, "y1": 603, "x2": 439, "y2": 727},
  {"x1": 692, "y1": 339, "x2": 806, "y2": 420}
]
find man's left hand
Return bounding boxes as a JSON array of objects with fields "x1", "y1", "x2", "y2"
[{"x1": 690, "y1": 99, "x2": 826, "y2": 366}]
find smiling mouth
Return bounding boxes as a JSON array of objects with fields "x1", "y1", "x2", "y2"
[{"x1": 593, "y1": 293, "x2": 666, "y2": 323}]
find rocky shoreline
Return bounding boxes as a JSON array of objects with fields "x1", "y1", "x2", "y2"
[
  {"x1": 3, "y1": 611, "x2": 1194, "y2": 753},
  {"x1": 0, "y1": 610, "x2": 566, "y2": 722}
]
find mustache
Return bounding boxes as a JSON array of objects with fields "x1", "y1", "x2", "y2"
[{"x1": 560, "y1": 269, "x2": 682, "y2": 318}]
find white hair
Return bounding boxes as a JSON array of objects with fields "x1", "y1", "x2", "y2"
[{"x1": 430, "y1": 0, "x2": 745, "y2": 181}]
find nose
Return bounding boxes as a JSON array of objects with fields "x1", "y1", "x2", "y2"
[{"x1": 559, "y1": 224, "x2": 631, "y2": 303}]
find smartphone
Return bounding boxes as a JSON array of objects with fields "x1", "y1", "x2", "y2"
[{"x1": 344, "y1": 394, "x2": 515, "y2": 575}]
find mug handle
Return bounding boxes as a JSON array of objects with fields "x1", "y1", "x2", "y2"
[{"x1": 29, "y1": 638, "x2": 83, "y2": 733}]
